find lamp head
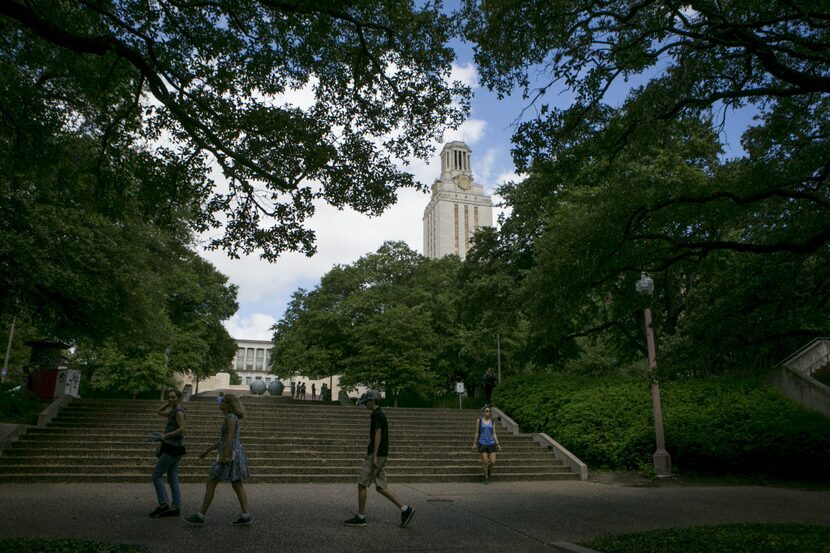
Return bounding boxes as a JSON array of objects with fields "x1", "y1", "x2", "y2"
[{"x1": 635, "y1": 272, "x2": 654, "y2": 296}]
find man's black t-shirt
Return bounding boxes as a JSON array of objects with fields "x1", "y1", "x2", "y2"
[{"x1": 367, "y1": 407, "x2": 389, "y2": 457}]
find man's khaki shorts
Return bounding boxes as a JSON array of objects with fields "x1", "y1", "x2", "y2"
[{"x1": 357, "y1": 454, "x2": 388, "y2": 488}]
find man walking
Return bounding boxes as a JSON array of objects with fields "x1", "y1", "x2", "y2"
[{"x1": 344, "y1": 390, "x2": 415, "y2": 528}]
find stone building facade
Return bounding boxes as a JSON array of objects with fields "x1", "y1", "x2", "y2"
[
  {"x1": 422, "y1": 141, "x2": 493, "y2": 260},
  {"x1": 233, "y1": 338, "x2": 275, "y2": 386}
]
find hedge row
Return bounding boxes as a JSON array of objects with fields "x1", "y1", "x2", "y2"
[{"x1": 493, "y1": 375, "x2": 830, "y2": 478}]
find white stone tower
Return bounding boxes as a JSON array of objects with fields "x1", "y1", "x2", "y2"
[{"x1": 423, "y1": 142, "x2": 494, "y2": 260}]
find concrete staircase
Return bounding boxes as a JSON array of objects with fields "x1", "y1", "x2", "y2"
[{"x1": 0, "y1": 398, "x2": 580, "y2": 483}]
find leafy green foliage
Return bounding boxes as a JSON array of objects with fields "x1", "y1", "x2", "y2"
[
  {"x1": 664, "y1": 379, "x2": 830, "y2": 476},
  {"x1": 0, "y1": 85, "x2": 238, "y2": 395},
  {"x1": 1, "y1": 0, "x2": 467, "y2": 395},
  {"x1": 0, "y1": 385, "x2": 46, "y2": 424},
  {"x1": 1, "y1": 0, "x2": 468, "y2": 261},
  {"x1": 62, "y1": 249, "x2": 238, "y2": 396},
  {"x1": 455, "y1": 1, "x2": 830, "y2": 374},
  {"x1": 495, "y1": 374, "x2": 830, "y2": 478},
  {"x1": 273, "y1": 241, "x2": 471, "y2": 402},
  {"x1": 584, "y1": 524, "x2": 830, "y2": 553}
]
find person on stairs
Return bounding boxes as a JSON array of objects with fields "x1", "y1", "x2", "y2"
[
  {"x1": 482, "y1": 368, "x2": 498, "y2": 405},
  {"x1": 344, "y1": 390, "x2": 415, "y2": 528},
  {"x1": 185, "y1": 394, "x2": 252, "y2": 526},
  {"x1": 471, "y1": 405, "x2": 500, "y2": 483},
  {"x1": 149, "y1": 389, "x2": 187, "y2": 518}
]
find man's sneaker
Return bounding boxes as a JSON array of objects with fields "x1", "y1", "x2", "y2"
[
  {"x1": 344, "y1": 515, "x2": 367, "y2": 527},
  {"x1": 159, "y1": 507, "x2": 180, "y2": 518},
  {"x1": 184, "y1": 513, "x2": 205, "y2": 526},
  {"x1": 149, "y1": 504, "x2": 169, "y2": 518},
  {"x1": 400, "y1": 506, "x2": 415, "y2": 528},
  {"x1": 233, "y1": 515, "x2": 253, "y2": 526}
]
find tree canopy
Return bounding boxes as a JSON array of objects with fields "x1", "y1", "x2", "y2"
[
  {"x1": 272, "y1": 242, "x2": 481, "y2": 403},
  {"x1": 458, "y1": 0, "x2": 830, "y2": 374},
  {"x1": 1, "y1": 1, "x2": 469, "y2": 390},
  {"x1": 1, "y1": 0, "x2": 469, "y2": 261}
]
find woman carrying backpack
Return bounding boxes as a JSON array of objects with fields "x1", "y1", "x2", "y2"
[{"x1": 471, "y1": 405, "x2": 500, "y2": 483}]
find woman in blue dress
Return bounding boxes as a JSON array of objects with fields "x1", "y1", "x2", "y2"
[
  {"x1": 471, "y1": 405, "x2": 501, "y2": 483},
  {"x1": 185, "y1": 394, "x2": 252, "y2": 526}
]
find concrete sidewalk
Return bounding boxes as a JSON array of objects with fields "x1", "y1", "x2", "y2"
[{"x1": 1, "y1": 480, "x2": 828, "y2": 552}]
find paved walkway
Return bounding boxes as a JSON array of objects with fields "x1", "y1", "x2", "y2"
[{"x1": 1, "y1": 480, "x2": 828, "y2": 552}]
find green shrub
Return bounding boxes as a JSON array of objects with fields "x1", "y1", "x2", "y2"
[
  {"x1": 664, "y1": 378, "x2": 830, "y2": 477},
  {"x1": 493, "y1": 374, "x2": 830, "y2": 479},
  {"x1": 0, "y1": 385, "x2": 47, "y2": 424},
  {"x1": 394, "y1": 389, "x2": 484, "y2": 409},
  {"x1": 77, "y1": 380, "x2": 160, "y2": 400}
]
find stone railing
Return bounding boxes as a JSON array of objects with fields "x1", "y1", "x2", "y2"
[
  {"x1": 491, "y1": 406, "x2": 588, "y2": 480},
  {"x1": 0, "y1": 394, "x2": 74, "y2": 455},
  {"x1": 771, "y1": 338, "x2": 830, "y2": 418},
  {"x1": 780, "y1": 338, "x2": 830, "y2": 377}
]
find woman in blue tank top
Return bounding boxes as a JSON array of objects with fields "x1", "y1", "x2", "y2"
[
  {"x1": 149, "y1": 389, "x2": 186, "y2": 518},
  {"x1": 471, "y1": 405, "x2": 500, "y2": 483}
]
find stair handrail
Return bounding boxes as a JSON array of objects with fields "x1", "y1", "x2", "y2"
[
  {"x1": 491, "y1": 406, "x2": 588, "y2": 480},
  {"x1": 777, "y1": 337, "x2": 830, "y2": 376},
  {"x1": 490, "y1": 406, "x2": 521, "y2": 435}
]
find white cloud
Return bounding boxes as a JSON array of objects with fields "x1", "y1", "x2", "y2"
[
  {"x1": 202, "y1": 185, "x2": 430, "y2": 329},
  {"x1": 495, "y1": 171, "x2": 522, "y2": 185},
  {"x1": 224, "y1": 313, "x2": 278, "y2": 341},
  {"x1": 450, "y1": 62, "x2": 480, "y2": 89},
  {"x1": 442, "y1": 118, "x2": 486, "y2": 145},
  {"x1": 491, "y1": 171, "x2": 522, "y2": 222}
]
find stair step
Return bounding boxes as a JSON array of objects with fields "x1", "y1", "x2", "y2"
[
  {"x1": 0, "y1": 456, "x2": 563, "y2": 467},
  {"x1": 0, "y1": 399, "x2": 580, "y2": 483},
  {"x1": 0, "y1": 463, "x2": 573, "y2": 475},
  {"x1": 0, "y1": 472, "x2": 578, "y2": 484}
]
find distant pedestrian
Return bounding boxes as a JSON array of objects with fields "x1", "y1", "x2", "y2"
[
  {"x1": 321, "y1": 383, "x2": 329, "y2": 402},
  {"x1": 149, "y1": 389, "x2": 186, "y2": 518},
  {"x1": 471, "y1": 405, "x2": 500, "y2": 483},
  {"x1": 291, "y1": 381, "x2": 296, "y2": 399},
  {"x1": 482, "y1": 368, "x2": 497, "y2": 405},
  {"x1": 311, "y1": 383, "x2": 317, "y2": 400},
  {"x1": 185, "y1": 394, "x2": 252, "y2": 526},
  {"x1": 216, "y1": 391, "x2": 225, "y2": 404},
  {"x1": 344, "y1": 390, "x2": 415, "y2": 528}
]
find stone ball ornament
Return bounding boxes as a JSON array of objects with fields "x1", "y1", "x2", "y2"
[
  {"x1": 267, "y1": 379, "x2": 285, "y2": 396},
  {"x1": 249, "y1": 379, "x2": 266, "y2": 395}
]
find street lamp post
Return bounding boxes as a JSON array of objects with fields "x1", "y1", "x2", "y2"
[
  {"x1": 635, "y1": 272, "x2": 672, "y2": 477},
  {"x1": 1, "y1": 316, "x2": 14, "y2": 383},
  {"x1": 496, "y1": 331, "x2": 501, "y2": 385}
]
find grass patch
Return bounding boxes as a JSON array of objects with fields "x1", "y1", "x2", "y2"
[
  {"x1": 582, "y1": 524, "x2": 830, "y2": 553},
  {"x1": 0, "y1": 538, "x2": 145, "y2": 553}
]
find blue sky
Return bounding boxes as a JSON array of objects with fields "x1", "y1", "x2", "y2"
[{"x1": 201, "y1": 17, "x2": 755, "y2": 341}]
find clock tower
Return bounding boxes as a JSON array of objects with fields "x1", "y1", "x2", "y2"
[{"x1": 423, "y1": 142, "x2": 494, "y2": 260}]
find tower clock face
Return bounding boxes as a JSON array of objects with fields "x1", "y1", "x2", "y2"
[{"x1": 455, "y1": 174, "x2": 472, "y2": 190}]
